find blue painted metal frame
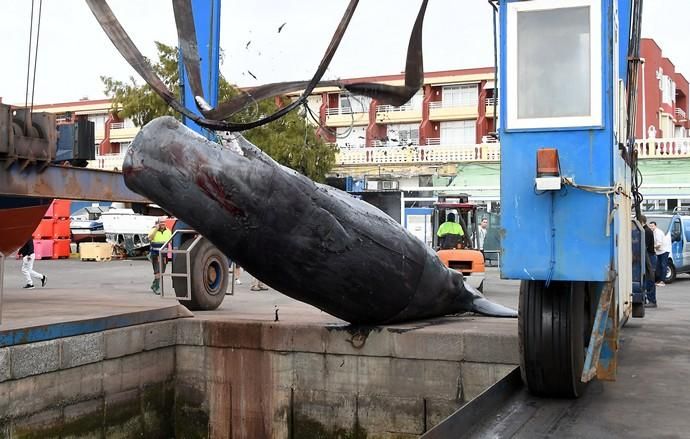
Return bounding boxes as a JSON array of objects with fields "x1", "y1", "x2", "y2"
[
  {"x1": 175, "y1": 0, "x2": 222, "y2": 242},
  {"x1": 500, "y1": 0, "x2": 637, "y2": 382},
  {"x1": 404, "y1": 207, "x2": 434, "y2": 228},
  {"x1": 0, "y1": 306, "x2": 187, "y2": 348},
  {"x1": 179, "y1": 0, "x2": 221, "y2": 138},
  {"x1": 499, "y1": 0, "x2": 626, "y2": 283}
]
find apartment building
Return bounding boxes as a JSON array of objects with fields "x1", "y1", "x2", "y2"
[
  {"x1": 637, "y1": 38, "x2": 689, "y2": 141},
  {"x1": 316, "y1": 41, "x2": 690, "y2": 213},
  {"x1": 27, "y1": 37, "x2": 690, "y2": 212}
]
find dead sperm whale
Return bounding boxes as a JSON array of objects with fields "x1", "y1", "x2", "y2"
[{"x1": 123, "y1": 116, "x2": 516, "y2": 324}]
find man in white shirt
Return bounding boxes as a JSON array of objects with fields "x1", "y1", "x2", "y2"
[
  {"x1": 650, "y1": 221, "x2": 670, "y2": 287},
  {"x1": 478, "y1": 217, "x2": 488, "y2": 251}
]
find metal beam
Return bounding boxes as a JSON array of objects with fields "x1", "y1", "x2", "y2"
[{"x1": 0, "y1": 164, "x2": 148, "y2": 203}]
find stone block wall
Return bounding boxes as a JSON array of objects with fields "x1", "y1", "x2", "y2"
[
  {"x1": 173, "y1": 318, "x2": 518, "y2": 439},
  {"x1": 0, "y1": 322, "x2": 177, "y2": 438},
  {"x1": 0, "y1": 317, "x2": 518, "y2": 438}
]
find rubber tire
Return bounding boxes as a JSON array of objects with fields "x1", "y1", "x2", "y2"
[
  {"x1": 665, "y1": 261, "x2": 676, "y2": 284},
  {"x1": 519, "y1": 280, "x2": 589, "y2": 398},
  {"x1": 173, "y1": 238, "x2": 229, "y2": 311},
  {"x1": 632, "y1": 302, "x2": 645, "y2": 318}
]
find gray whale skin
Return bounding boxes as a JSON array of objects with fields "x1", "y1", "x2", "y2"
[{"x1": 123, "y1": 116, "x2": 517, "y2": 324}]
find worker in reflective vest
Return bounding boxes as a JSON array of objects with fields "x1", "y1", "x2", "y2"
[
  {"x1": 437, "y1": 212, "x2": 464, "y2": 249},
  {"x1": 148, "y1": 220, "x2": 172, "y2": 295}
]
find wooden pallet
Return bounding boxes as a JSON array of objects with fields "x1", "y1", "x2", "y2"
[{"x1": 80, "y1": 256, "x2": 112, "y2": 262}]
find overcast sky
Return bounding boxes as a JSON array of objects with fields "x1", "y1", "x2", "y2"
[{"x1": 0, "y1": 0, "x2": 687, "y2": 105}]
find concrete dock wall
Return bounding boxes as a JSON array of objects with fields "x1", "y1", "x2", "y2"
[
  {"x1": 0, "y1": 322, "x2": 177, "y2": 438},
  {"x1": 174, "y1": 318, "x2": 518, "y2": 438},
  {"x1": 0, "y1": 317, "x2": 518, "y2": 438}
]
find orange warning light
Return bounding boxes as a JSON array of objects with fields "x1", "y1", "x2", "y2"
[{"x1": 536, "y1": 148, "x2": 560, "y2": 177}]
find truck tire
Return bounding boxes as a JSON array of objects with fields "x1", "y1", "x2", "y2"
[
  {"x1": 632, "y1": 302, "x2": 645, "y2": 318},
  {"x1": 173, "y1": 237, "x2": 228, "y2": 311},
  {"x1": 519, "y1": 280, "x2": 590, "y2": 398}
]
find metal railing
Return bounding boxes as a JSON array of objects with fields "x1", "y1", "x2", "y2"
[
  {"x1": 336, "y1": 143, "x2": 501, "y2": 165},
  {"x1": 371, "y1": 139, "x2": 420, "y2": 147},
  {"x1": 485, "y1": 97, "x2": 496, "y2": 106},
  {"x1": 158, "y1": 229, "x2": 201, "y2": 300},
  {"x1": 426, "y1": 137, "x2": 441, "y2": 145},
  {"x1": 88, "y1": 154, "x2": 126, "y2": 171},
  {"x1": 675, "y1": 107, "x2": 687, "y2": 120},
  {"x1": 428, "y1": 100, "x2": 479, "y2": 109},
  {"x1": 110, "y1": 122, "x2": 125, "y2": 129},
  {"x1": 635, "y1": 138, "x2": 690, "y2": 158},
  {"x1": 376, "y1": 103, "x2": 416, "y2": 113},
  {"x1": 326, "y1": 107, "x2": 353, "y2": 116}
]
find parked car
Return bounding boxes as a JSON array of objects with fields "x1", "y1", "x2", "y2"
[{"x1": 646, "y1": 209, "x2": 690, "y2": 283}]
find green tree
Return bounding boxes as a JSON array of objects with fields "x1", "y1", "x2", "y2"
[{"x1": 101, "y1": 42, "x2": 336, "y2": 181}]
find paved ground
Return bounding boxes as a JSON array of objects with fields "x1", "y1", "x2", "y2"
[
  {"x1": 468, "y1": 274, "x2": 690, "y2": 438},
  {"x1": 1, "y1": 258, "x2": 518, "y2": 327}
]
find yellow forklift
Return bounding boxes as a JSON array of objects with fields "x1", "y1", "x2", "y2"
[{"x1": 432, "y1": 194, "x2": 486, "y2": 291}]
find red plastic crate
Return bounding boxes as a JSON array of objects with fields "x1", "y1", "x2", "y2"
[
  {"x1": 53, "y1": 219, "x2": 71, "y2": 239},
  {"x1": 33, "y1": 219, "x2": 54, "y2": 239},
  {"x1": 43, "y1": 203, "x2": 54, "y2": 218},
  {"x1": 51, "y1": 200, "x2": 71, "y2": 219},
  {"x1": 34, "y1": 239, "x2": 54, "y2": 259},
  {"x1": 164, "y1": 218, "x2": 177, "y2": 232},
  {"x1": 53, "y1": 239, "x2": 71, "y2": 259}
]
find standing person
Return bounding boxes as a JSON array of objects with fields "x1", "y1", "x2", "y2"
[
  {"x1": 478, "y1": 217, "x2": 488, "y2": 251},
  {"x1": 640, "y1": 216, "x2": 657, "y2": 308},
  {"x1": 650, "y1": 221, "x2": 670, "y2": 286},
  {"x1": 250, "y1": 276, "x2": 268, "y2": 292},
  {"x1": 233, "y1": 263, "x2": 242, "y2": 285},
  {"x1": 148, "y1": 220, "x2": 172, "y2": 295},
  {"x1": 18, "y1": 239, "x2": 47, "y2": 289}
]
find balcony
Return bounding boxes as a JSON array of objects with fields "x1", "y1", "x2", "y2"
[
  {"x1": 325, "y1": 107, "x2": 369, "y2": 127},
  {"x1": 375, "y1": 104, "x2": 422, "y2": 124},
  {"x1": 636, "y1": 138, "x2": 690, "y2": 158},
  {"x1": 675, "y1": 107, "x2": 687, "y2": 121},
  {"x1": 485, "y1": 97, "x2": 498, "y2": 118},
  {"x1": 87, "y1": 154, "x2": 126, "y2": 171},
  {"x1": 335, "y1": 138, "x2": 690, "y2": 167},
  {"x1": 109, "y1": 122, "x2": 140, "y2": 142},
  {"x1": 428, "y1": 100, "x2": 478, "y2": 121},
  {"x1": 336, "y1": 142, "x2": 500, "y2": 166}
]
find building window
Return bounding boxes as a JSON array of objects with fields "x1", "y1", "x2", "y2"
[
  {"x1": 442, "y1": 84, "x2": 478, "y2": 107},
  {"x1": 387, "y1": 123, "x2": 419, "y2": 146},
  {"x1": 507, "y1": 0, "x2": 602, "y2": 129},
  {"x1": 441, "y1": 120, "x2": 476, "y2": 145},
  {"x1": 338, "y1": 94, "x2": 371, "y2": 114},
  {"x1": 659, "y1": 73, "x2": 675, "y2": 105}
]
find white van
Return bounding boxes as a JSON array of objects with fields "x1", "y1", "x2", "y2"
[{"x1": 646, "y1": 210, "x2": 690, "y2": 282}]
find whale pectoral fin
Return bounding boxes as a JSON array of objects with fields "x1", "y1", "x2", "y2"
[{"x1": 463, "y1": 281, "x2": 518, "y2": 318}]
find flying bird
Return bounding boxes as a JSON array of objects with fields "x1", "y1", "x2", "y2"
[
  {"x1": 247, "y1": 70, "x2": 257, "y2": 80},
  {"x1": 245, "y1": 40, "x2": 251, "y2": 49},
  {"x1": 278, "y1": 22, "x2": 287, "y2": 33}
]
